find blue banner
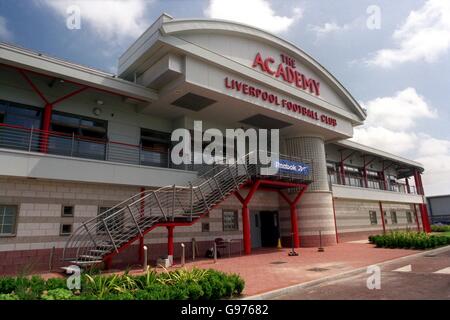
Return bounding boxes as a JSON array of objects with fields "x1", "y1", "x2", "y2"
[{"x1": 273, "y1": 159, "x2": 310, "y2": 176}]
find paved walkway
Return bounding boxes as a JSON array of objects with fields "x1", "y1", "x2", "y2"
[
  {"x1": 273, "y1": 245, "x2": 450, "y2": 300},
  {"x1": 167, "y1": 242, "x2": 419, "y2": 296},
  {"x1": 39, "y1": 242, "x2": 423, "y2": 296}
]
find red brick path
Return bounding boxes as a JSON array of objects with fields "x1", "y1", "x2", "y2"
[{"x1": 175, "y1": 243, "x2": 419, "y2": 296}]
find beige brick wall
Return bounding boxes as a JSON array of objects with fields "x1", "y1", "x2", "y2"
[
  {"x1": 334, "y1": 199, "x2": 420, "y2": 234},
  {"x1": 0, "y1": 177, "x2": 282, "y2": 252}
]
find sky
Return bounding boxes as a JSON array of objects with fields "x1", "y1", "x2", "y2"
[{"x1": 0, "y1": 0, "x2": 449, "y2": 195}]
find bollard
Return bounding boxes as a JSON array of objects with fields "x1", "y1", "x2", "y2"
[
  {"x1": 48, "y1": 246, "x2": 55, "y2": 271},
  {"x1": 181, "y1": 243, "x2": 185, "y2": 266},
  {"x1": 213, "y1": 242, "x2": 217, "y2": 263},
  {"x1": 143, "y1": 246, "x2": 148, "y2": 271},
  {"x1": 318, "y1": 230, "x2": 324, "y2": 252},
  {"x1": 288, "y1": 232, "x2": 298, "y2": 256},
  {"x1": 192, "y1": 238, "x2": 196, "y2": 261}
]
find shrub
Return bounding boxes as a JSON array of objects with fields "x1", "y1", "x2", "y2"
[
  {"x1": 41, "y1": 288, "x2": 73, "y2": 300},
  {"x1": 0, "y1": 268, "x2": 245, "y2": 300},
  {"x1": 45, "y1": 277, "x2": 67, "y2": 290},
  {"x1": 0, "y1": 293, "x2": 19, "y2": 300},
  {"x1": 369, "y1": 231, "x2": 450, "y2": 250},
  {"x1": 431, "y1": 225, "x2": 450, "y2": 232},
  {"x1": 0, "y1": 277, "x2": 16, "y2": 294}
]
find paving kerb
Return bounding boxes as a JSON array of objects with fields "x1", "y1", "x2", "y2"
[{"x1": 242, "y1": 245, "x2": 450, "y2": 300}]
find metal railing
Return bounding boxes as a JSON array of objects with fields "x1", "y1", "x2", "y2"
[
  {"x1": 62, "y1": 151, "x2": 313, "y2": 265},
  {"x1": 328, "y1": 173, "x2": 417, "y2": 195},
  {"x1": 0, "y1": 123, "x2": 193, "y2": 170}
]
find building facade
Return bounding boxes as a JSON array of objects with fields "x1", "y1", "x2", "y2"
[
  {"x1": 427, "y1": 195, "x2": 450, "y2": 224},
  {"x1": 0, "y1": 14, "x2": 431, "y2": 274}
]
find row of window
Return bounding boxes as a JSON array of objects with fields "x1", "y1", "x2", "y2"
[
  {"x1": 0, "y1": 205, "x2": 240, "y2": 236},
  {"x1": 0, "y1": 99, "x2": 171, "y2": 166},
  {"x1": 369, "y1": 210, "x2": 416, "y2": 225}
]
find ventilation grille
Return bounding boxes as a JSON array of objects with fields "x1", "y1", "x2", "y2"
[{"x1": 171, "y1": 93, "x2": 217, "y2": 111}]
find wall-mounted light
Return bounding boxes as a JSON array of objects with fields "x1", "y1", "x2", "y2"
[
  {"x1": 93, "y1": 107, "x2": 102, "y2": 116},
  {"x1": 96, "y1": 100, "x2": 104, "y2": 106}
]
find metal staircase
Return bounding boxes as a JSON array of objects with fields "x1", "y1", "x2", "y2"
[{"x1": 62, "y1": 152, "x2": 312, "y2": 266}]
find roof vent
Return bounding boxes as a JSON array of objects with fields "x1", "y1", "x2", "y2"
[
  {"x1": 240, "y1": 114, "x2": 292, "y2": 129},
  {"x1": 171, "y1": 93, "x2": 217, "y2": 111}
]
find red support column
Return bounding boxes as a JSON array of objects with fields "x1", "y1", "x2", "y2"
[
  {"x1": 17, "y1": 68, "x2": 89, "y2": 154},
  {"x1": 40, "y1": 103, "x2": 53, "y2": 153},
  {"x1": 379, "y1": 201, "x2": 386, "y2": 234},
  {"x1": 413, "y1": 170, "x2": 431, "y2": 233},
  {"x1": 104, "y1": 256, "x2": 112, "y2": 270},
  {"x1": 278, "y1": 186, "x2": 308, "y2": 248},
  {"x1": 289, "y1": 205, "x2": 300, "y2": 248},
  {"x1": 235, "y1": 180, "x2": 261, "y2": 255},
  {"x1": 331, "y1": 197, "x2": 339, "y2": 244},
  {"x1": 405, "y1": 177, "x2": 411, "y2": 194},
  {"x1": 241, "y1": 204, "x2": 251, "y2": 254},
  {"x1": 413, "y1": 204, "x2": 420, "y2": 232},
  {"x1": 167, "y1": 226, "x2": 174, "y2": 263}
]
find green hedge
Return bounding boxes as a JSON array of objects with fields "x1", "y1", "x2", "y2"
[
  {"x1": 0, "y1": 268, "x2": 245, "y2": 300},
  {"x1": 431, "y1": 225, "x2": 450, "y2": 232},
  {"x1": 368, "y1": 231, "x2": 450, "y2": 249}
]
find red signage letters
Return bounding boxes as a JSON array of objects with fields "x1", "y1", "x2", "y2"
[{"x1": 252, "y1": 52, "x2": 321, "y2": 96}]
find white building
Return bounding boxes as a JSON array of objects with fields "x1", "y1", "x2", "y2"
[{"x1": 0, "y1": 14, "x2": 430, "y2": 274}]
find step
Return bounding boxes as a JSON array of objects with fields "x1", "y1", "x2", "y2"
[
  {"x1": 79, "y1": 255, "x2": 102, "y2": 260},
  {"x1": 70, "y1": 260, "x2": 103, "y2": 266},
  {"x1": 89, "y1": 249, "x2": 109, "y2": 254}
]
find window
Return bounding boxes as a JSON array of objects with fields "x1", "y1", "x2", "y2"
[
  {"x1": 344, "y1": 166, "x2": 363, "y2": 187},
  {"x1": 62, "y1": 205, "x2": 74, "y2": 217},
  {"x1": 0, "y1": 100, "x2": 42, "y2": 152},
  {"x1": 0, "y1": 100, "x2": 42, "y2": 129},
  {"x1": 369, "y1": 211, "x2": 378, "y2": 225},
  {"x1": 222, "y1": 210, "x2": 239, "y2": 231},
  {"x1": 327, "y1": 162, "x2": 338, "y2": 185},
  {"x1": 0, "y1": 205, "x2": 17, "y2": 236},
  {"x1": 390, "y1": 211, "x2": 398, "y2": 224},
  {"x1": 383, "y1": 211, "x2": 388, "y2": 224},
  {"x1": 97, "y1": 207, "x2": 124, "y2": 234},
  {"x1": 140, "y1": 128, "x2": 171, "y2": 168},
  {"x1": 50, "y1": 111, "x2": 107, "y2": 160},
  {"x1": 406, "y1": 211, "x2": 413, "y2": 224},
  {"x1": 60, "y1": 224, "x2": 72, "y2": 236},
  {"x1": 201, "y1": 223, "x2": 210, "y2": 232}
]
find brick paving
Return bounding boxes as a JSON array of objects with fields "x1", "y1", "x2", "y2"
[
  {"x1": 36, "y1": 242, "x2": 420, "y2": 297},
  {"x1": 169, "y1": 242, "x2": 419, "y2": 296}
]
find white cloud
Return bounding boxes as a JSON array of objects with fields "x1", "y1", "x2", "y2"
[
  {"x1": 361, "y1": 87, "x2": 436, "y2": 131},
  {"x1": 204, "y1": 0, "x2": 302, "y2": 34},
  {"x1": 37, "y1": 0, "x2": 151, "y2": 42},
  {"x1": 368, "y1": 0, "x2": 450, "y2": 67},
  {"x1": 0, "y1": 16, "x2": 13, "y2": 41},
  {"x1": 353, "y1": 126, "x2": 418, "y2": 154},
  {"x1": 353, "y1": 88, "x2": 450, "y2": 195}
]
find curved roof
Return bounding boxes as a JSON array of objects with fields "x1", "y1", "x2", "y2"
[{"x1": 160, "y1": 16, "x2": 367, "y2": 122}]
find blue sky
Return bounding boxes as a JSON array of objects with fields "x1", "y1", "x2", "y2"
[{"x1": 0, "y1": 0, "x2": 449, "y2": 195}]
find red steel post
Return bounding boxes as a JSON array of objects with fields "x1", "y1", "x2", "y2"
[{"x1": 379, "y1": 201, "x2": 386, "y2": 234}]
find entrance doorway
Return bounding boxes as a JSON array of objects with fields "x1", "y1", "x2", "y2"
[{"x1": 250, "y1": 211, "x2": 280, "y2": 248}]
